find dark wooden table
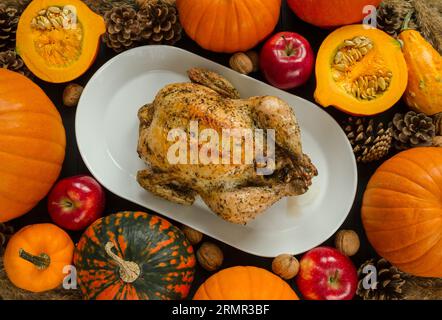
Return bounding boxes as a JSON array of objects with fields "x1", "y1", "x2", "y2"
[{"x1": 11, "y1": 1, "x2": 405, "y2": 298}]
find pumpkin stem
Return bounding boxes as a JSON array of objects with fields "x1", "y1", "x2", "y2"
[
  {"x1": 19, "y1": 248, "x2": 50, "y2": 270},
  {"x1": 104, "y1": 242, "x2": 141, "y2": 283},
  {"x1": 401, "y1": 11, "x2": 414, "y2": 32}
]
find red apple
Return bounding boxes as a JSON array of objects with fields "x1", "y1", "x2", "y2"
[
  {"x1": 48, "y1": 175, "x2": 105, "y2": 231},
  {"x1": 296, "y1": 247, "x2": 358, "y2": 300},
  {"x1": 260, "y1": 32, "x2": 314, "y2": 90}
]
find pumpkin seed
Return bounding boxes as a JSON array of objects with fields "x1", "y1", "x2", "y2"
[
  {"x1": 335, "y1": 64, "x2": 347, "y2": 72},
  {"x1": 36, "y1": 16, "x2": 52, "y2": 29},
  {"x1": 50, "y1": 17, "x2": 61, "y2": 28},
  {"x1": 345, "y1": 73, "x2": 392, "y2": 101},
  {"x1": 378, "y1": 77, "x2": 386, "y2": 90},
  {"x1": 334, "y1": 51, "x2": 343, "y2": 64},
  {"x1": 48, "y1": 6, "x2": 61, "y2": 14},
  {"x1": 31, "y1": 6, "x2": 74, "y2": 30},
  {"x1": 332, "y1": 36, "x2": 394, "y2": 101},
  {"x1": 332, "y1": 36, "x2": 374, "y2": 72}
]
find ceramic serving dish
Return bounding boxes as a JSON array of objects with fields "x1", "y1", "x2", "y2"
[{"x1": 76, "y1": 45, "x2": 357, "y2": 257}]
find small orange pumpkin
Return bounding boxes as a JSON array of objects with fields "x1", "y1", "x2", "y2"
[
  {"x1": 315, "y1": 25, "x2": 408, "y2": 116},
  {"x1": 193, "y1": 266, "x2": 299, "y2": 300},
  {"x1": 4, "y1": 223, "x2": 74, "y2": 293},
  {"x1": 176, "y1": 0, "x2": 281, "y2": 53},
  {"x1": 16, "y1": 0, "x2": 105, "y2": 83},
  {"x1": 399, "y1": 27, "x2": 442, "y2": 115},
  {"x1": 0, "y1": 69, "x2": 66, "y2": 222},
  {"x1": 362, "y1": 148, "x2": 442, "y2": 277},
  {"x1": 287, "y1": 0, "x2": 382, "y2": 28}
]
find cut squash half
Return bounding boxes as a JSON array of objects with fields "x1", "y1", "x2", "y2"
[
  {"x1": 16, "y1": 0, "x2": 105, "y2": 83},
  {"x1": 315, "y1": 25, "x2": 408, "y2": 116}
]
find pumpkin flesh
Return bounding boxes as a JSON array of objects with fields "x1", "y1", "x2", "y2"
[
  {"x1": 315, "y1": 25, "x2": 408, "y2": 116},
  {"x1": 16, "y1": 0, "x2": 105, "y2": 83}
]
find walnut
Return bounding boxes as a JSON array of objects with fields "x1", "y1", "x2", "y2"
[
  {"x1": 181, "y1": 225, "x2": 203, "y2": 245},
  {"x1": 272, "y1": 254, "x2": 299, "y2": 280},
  {"x1": 335, "y1": 229, "x2": 360, "y2": 256},
  {"x1": 229, "y1": 52, "x2": 254, "y2": 75},
  {"x1": 432, "y1": 136, "x2": 442, "y2": 147},
  {"x1": 433, "y1": 113, "x2": 442, "y2": 136},
  {"x1": 246, "y1": 51, "x2": 259, "y2": 72},
  {"x1": 63, "y1": 83, "x2": 83, "y2": 107},
  {"x1": 196, "y1": 242, "x2": 223, "y2": 271}
]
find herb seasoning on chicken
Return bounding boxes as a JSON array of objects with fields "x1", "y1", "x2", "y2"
[{"x1": 137, "y1": 68, "x2": 318, "y2": 224}]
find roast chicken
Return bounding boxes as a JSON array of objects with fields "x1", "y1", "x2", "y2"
[{"x1": 137, "y1": 68, "x2": 317, "y2": 224}]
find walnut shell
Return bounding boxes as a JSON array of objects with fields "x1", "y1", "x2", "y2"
[
  {"x1": 196, "y1": 242, "x2": 223, "y2": 272},
  {"x1": 181, "y1": 225, "x2": 203, "y2": 245},
  {"x1": 432, "y1": 136, "x2": 442, "y2": 147},
  {"x1": 335, "y1": 229, "x2": 360, "y2": 256},
  {"x1": 63, "y1": 83, "x2": 83, "y2": 107},
  {"x1": 272, "y1": 254, "x2": 299, "y2": 280},
  {"x1": 246, "y1": 51, "x2": 259, "y2": 72},
  {"x1": 229, "y1": 52, "x2": 254, "y2": 75},
  {"x1": 136, "y1": 0, "x2": 176, "y2": 7},
  {"x1": 433, "y1": 113, "x2": 442, "y2": 136}
]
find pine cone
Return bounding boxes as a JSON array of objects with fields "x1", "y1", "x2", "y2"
[
  {"x1": 357, "y1": 258, "x2": 442, "y2": 300},
  {"x1": 391, "y1": 111, "x2": 435, "y2": 150},
  {"x1": 103, "y1": 5, "x2": 144, "y2": 52},
  {"x1": 377, "y1": 0, "x2": 442, "y2": 54},
  {"x1": 84, "y1": 0, "x2": 136, "y2": 15},
  {"x1": 84, "y1": 0, "x2": 114, "y2": 15},
  {"x1": 0, "y1": 50, "x2": 31, "y2": 77},
  {"x1": 433, "y1": 112, "x2": 442, "y2": 136},
  {"x1": 377, "y1": 1, "x2": 413, "y2": 37},
  {"x1": 0, "y1": 3, "x2": 20, "y2": 51},
  {"x1": 0, "y1": 223, "x2": 13, "y2": 254},
  {"x1": 3, "y1": 0, "x2": 32, "y2": 11},
  {"x1": 343, "y1": 117, "x2": 393, "y2": 163},
  {"x1": 137, "y1": 0, "x2": 182, "y2": 45},
  {"x1": 136, "y1": 0, "x2": 176, "y2": 6}
]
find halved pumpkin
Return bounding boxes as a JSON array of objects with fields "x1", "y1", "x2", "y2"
[
  {"x1": 16, "y1": 0, "x2": 105, "y2": 83},
  {"x1": 315, "y1": 25, "x2": 408, "y2": 116}
]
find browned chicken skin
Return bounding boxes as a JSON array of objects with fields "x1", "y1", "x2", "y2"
[{"x1": 137, "y1": 68, "x2": 317, "y2": 224}]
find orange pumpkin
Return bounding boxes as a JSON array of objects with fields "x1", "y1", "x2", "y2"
[
  {"x1": 176, "y1": 0, "x2": 281, "y2": 53},
  {"x1": 314, "y1": 25, "x2": 408, "y2": 116},
  {"x1": 193, "y1": 266, "x2": 299, "y2": 300},
  {"x1": 287, "y1": 0, "x2": 382, "y2": 28},
  {"x1": 399, "y1": 28, "x2": 442, "y2": 115},
  {"x1": 0, "y1": 69, "x2": 66, "y2": 222},
  {"x1": 4, "y1": 223, "x2": 74, "y2": 292},
  {"x1": 362, "y1": 148, "x2": 442, "y2": 277},
  {"x1": 16, "y1": 0, "x2": 105, "y2": 83}
]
